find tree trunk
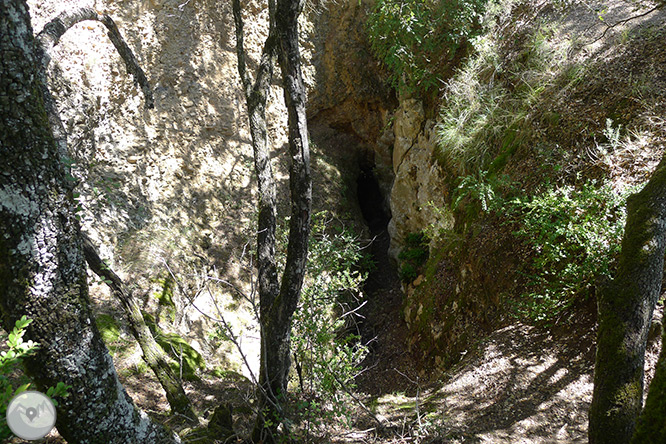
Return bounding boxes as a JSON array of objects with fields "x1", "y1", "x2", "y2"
[
  {"x1": 82, "y1": 235, "x2": 196, "y2": 421},
  {"x1": 589, "y1": 153, "x2": 666, "y2": 444},
  {"x1": 632, "y1": 327, "x2": 666, "y2": 442},
  {"x1": 251, "y1": 1, "x2": 312, "y2": 441},
  {"x1": 36, "y1": 7, "x2": 154, "y2": 108},
  {"x1": 0, "y1": 1, "x2": 178, "y2": 442},
  {"x1": 232, "y1": 1, "x2": 311, "y2": 441}
]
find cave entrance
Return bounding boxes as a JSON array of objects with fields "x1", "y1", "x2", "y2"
[
  {"x1": 357, "y1": 163, "x2": 391, "y2": 234},
  {"x1": 354, "y1": 160, "x2": 416, "y2": 396}
]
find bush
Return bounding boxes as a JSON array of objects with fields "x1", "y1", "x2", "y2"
[
  {"x1": 290, "y1": 212, "x2": 370, "y2": 432},
  {"x1": 367, "y1": 0, "x2": 487, "y2": 96},
  {"x1": 508, "y1": 181, "x2": 631, "y2": 322},
  {"x1": 1, "y1": 317, "x2": 70, "y2": 439},
  {"x1": 399, "y1": 231, "x2": 430, "y2": 283}
]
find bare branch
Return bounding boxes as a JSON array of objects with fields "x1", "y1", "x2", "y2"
[
  {"x1": 37, "y1": 7, "x2": 154, "y2": 108},
  {"x1": 591, "y1": 3, "x2": 664, "y2": 43}
]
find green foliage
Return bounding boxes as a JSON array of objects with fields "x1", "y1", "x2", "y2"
[
  {"x1": 508, "y1": 181, "x2": 631, "y2": 322},
  {"x1": 290, "y1": 212, "x2": 369, "y2": 433},
  {"x1": 435, "y1": 5, "x2": 575, "y2": 175},
  {"x1": 453, "y1": 171, "x2": 501, "y2": 213},
  {"x1": 399, "y1": 231, "x2": 430, "y2": 283},
  {"x1": 367, "y1": 0, "x2": 487, "y2": 95},
  {"x1": 95, "y1": 313, "x2": 121, "y2": 343},
  {"x1": 1, "y1": 317, "x2": 70, "y2": 439}
]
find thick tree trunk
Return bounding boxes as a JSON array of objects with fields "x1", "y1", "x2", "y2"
[
  {"x1": 0, "y1": 1, "x2": 178, "y2": 443},
  {"x1": 589, "y1": 153, "x2": 666, "y2": 444},
  {"x1": 632, "y1": 328, "x2": 666, "y2": 442},
  {"x1": 82, "y1": 235, "x2": 196, "y2": 421}
]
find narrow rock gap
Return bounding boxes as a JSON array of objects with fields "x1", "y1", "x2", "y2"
[
  {"x1": 354, "y1": 159, "x2": 419, "y2": 396},
  {"x1": 357, "y1": 161, "x2": 391, "y2": 235}
]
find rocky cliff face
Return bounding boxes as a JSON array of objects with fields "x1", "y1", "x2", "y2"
[
  {"x1": 26, "y1": 0, "x2": 394, "y2": 377},
  {"x1": 387, "y1": 98, "x2": 454, "y2": 260}
]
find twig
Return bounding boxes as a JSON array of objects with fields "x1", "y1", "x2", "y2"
[
  {"x1": 595, "y1": 4, "x2": 664, "y2": 43},
  {"x1": 339, "y1": 300, "x2": 368, "y2": 319},
  {"x1": 203, "y1": 283, "x2": 259, "y2": 386}
]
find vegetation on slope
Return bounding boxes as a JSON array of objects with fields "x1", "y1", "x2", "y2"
[{"x1": 380, "y1": 0, "x2": 666, "y2": 370}]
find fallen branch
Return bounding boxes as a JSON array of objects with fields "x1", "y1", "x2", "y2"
[{"x1": 37, "y1": 7, "x2": 154, "y2": 108}]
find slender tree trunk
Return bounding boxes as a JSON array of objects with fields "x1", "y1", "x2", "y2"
[
  {"x1": 0, "y1": 1, "x2": 178, "y2": 442},
  {"x1": 233, "y1": 1, "x2": 311, "y2": 441},
  {"x1": 36, "y1": 7, "x2": 154, "y2": 108},
  {"x1": 251, "y1": 1, "x2": 312, "y2": 441},
  {"x1": 82, "y1": 235, "x2": 196, "y2": 421},
  {"x1": 589, "y1": 153, "x2": 666, "y2": 444},
  {"x1": 232, "y1": 0, "x2": 281, "y2": 440},
  {"x1": 31, "y1": 4, "x2": 192, "y2": 422},
  {"x1": 33, "y1": 6, "x2": 154, "y2": 160}
]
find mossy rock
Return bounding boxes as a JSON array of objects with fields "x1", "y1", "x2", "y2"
[
  {"x1": 158, "y1": 331, "x2": 205, "y2": 381},
  {"x1": 142, "y1": 311, "x2": 205, "y2": 380}
]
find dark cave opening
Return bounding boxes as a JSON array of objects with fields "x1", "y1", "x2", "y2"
[
  {"x1": 356, "y1": 164, "x2": 391, "y2": 234},
  {"x1": 354, "y1": 161, "x2": 415, "y2": 396}
]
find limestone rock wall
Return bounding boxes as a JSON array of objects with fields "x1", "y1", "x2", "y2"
[
  {"x1": 25, "y1": 0, "x2": 390, "y2": 378},
  {"x1": 387, "y1": 98, "x2": 454, "y2": 261}
]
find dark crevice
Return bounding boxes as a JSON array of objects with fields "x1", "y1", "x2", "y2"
[
  {"x1": 354, "y1": 161, "x2": 417, "y2": 395},
  {"x1": 357, "y1": 162, "x2": 391, "y2": 235}
]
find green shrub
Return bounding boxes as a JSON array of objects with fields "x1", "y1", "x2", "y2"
[
  {"x1": 1, "y1": 317, "x2": 70, "y2": 439},
  {"x1": 508, "y1": 181, "x2": 631, "y2": 322},
  {"x1": 367, "y1": 0, "x2": 487, "y2": 95},
  {"x1": 290, "y1": 212, "x2": 370, "y2": 431}
]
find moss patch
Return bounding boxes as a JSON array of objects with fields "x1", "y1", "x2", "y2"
[{"x1": 95, "y1": 313, "x2": 121, "y2": 343}]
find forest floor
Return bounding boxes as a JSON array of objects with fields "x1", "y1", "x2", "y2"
[
  {"x1": 335, "y1": 291, "x2": 663, "y2": 444},
  {"x1": 319, "y1": 227, "x2": 664, "y2": 444},
  {"x1": 19, "y1": 228, "x2": 663, "y2": 444}
]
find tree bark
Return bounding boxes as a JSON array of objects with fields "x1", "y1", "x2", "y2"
[
  {"x1": 82, "y1": 235, "x2": 196, "y2": 421},
  {"x1": 232, "y1": 1, "x2": 311, "y2": 441},
  {"x1": 589, "y1": 153, "x2": 666, "y2": 444},
  {"x1": 232, "y1": 0, "x2": 281, "y2": 440},
  {"x1": 251, "y1": 0, "x2": 312, "y2": 441},
  {"x1": 632, "y1": 327, "x2": 666, "y2": 442},
  {"x1": 0, "y1": 1, "x2": 178, "y2": 442}
]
